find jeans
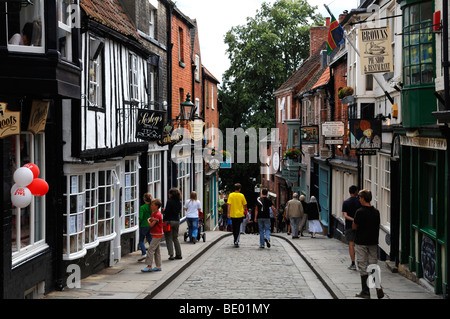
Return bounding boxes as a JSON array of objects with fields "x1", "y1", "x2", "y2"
[
  {"x1": 186, "y1": 217, "x2": 199, "y2": 241},
  {"x1": 139, "y1": 226, "x2": 152, "y2": 255},
  {"x1": 258, "y1": 218, "x2": 271, "y2": 246}
]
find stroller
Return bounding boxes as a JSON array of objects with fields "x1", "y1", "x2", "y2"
[{"x1": 184, "y1": 210, "x2": 206, "y2": 242}]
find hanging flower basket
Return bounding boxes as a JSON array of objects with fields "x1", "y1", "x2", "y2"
[
  {"x1": 338, "y1": 86, "x2": 354, "y2": 99},
  {"x1": 283, "y1": 148, "x2": 303, "y2": 160},
  {"x1": 219, "y1": 150, "x2": 231, "y2": 160}
]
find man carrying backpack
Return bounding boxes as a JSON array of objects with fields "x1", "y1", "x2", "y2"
[{"x1": 255, "y1": 188, "x2": 276, "y2": 248}]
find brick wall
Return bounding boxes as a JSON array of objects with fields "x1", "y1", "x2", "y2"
[{"x1": 309, "y1": 17, "x2": 330, "y2": 56}]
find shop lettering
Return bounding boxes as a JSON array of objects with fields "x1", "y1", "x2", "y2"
[
  {"x1": 0, "y1": 116, "x2": 17, "y2": 129},
  {"x1": 138, "y1": 111, "x2": 163, "y2": 128},
  {"x1": 361, "y1": 29, "x2": 388, "y2": 41}
]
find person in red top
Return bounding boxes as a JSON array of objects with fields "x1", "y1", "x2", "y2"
[{"x1": 142, "y1": 198, "x2": 164, "y2": 272}]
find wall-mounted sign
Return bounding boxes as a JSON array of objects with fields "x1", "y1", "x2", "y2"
[
  {"x1": 189, "y1": 120, "x2": 204, "y2": 142},
  {"x1": 136, "y1": 109, "x2": 165, "y2": 141},
  {"x1": 322, "y1": 121, "x2": 345, "y2": 138},
  {"x1": 359, "y1": 26, "x2": 394, "y2": 75},
  {"x1": 349, "y1": 119, "x2": 382, "y2": 149},
  {"x1": 421, "y1": 236, "x2": 436, "y2": 282},
  {"x1": 0, "y1": 102, "x2": 20, "y2": 139},
  {"x1": 301, "y1": 125, "x2": 319, "y2": 145},
  {"x1": 28, "y1": 100, "x2": 49, "y2": 135}
]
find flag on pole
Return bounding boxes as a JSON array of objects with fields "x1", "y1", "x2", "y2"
[{"x1": 324, "y1": 5, "x2": 345, "y2": 55}]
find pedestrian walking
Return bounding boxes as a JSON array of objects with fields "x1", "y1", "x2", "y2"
[
  {"x1": 141, "y1": 198, "x2": 163, "y2": 272},
  {"x1": 342, "y1": 185, "x2": 361, "y2": 270},
  {"x1": 218, "y1": 191, "x2": 225, "y2": 229},
  {"x1": 138, "y1": 193, "x2": 152, "y2": 262},
  {"x1": 255, "y1": 189, "x2": 275, "y2": 248},
  {"x1": 163, "y1": 188, "x2": 182, "y2": 260},
  {"x1": 185, "y1": 191, "x2": 202, "y2": 244},
  {"x1": 221, "y1": 197, "x2": 229, "y2": 231},
  {"x1": 227, "y1": 183, "x2": 247, "y2": 247},
  {"x1": 277, "y1": 205, "x2": 285, "y2": 233},
  {"x1": 285, "y1": 193, "x2": 304, "y2": 239},
  {"x1": 352, "y1": 189, "x2": 384, "y2": 299},
  {"x1": 299, "y1": 195, "x2": 308, "y2": 237},
  {"x1": 307, "y1": 196, "x2": 323, "y2": 238},
  {"x1": 269, "y1": 202, "x2": 277, "y2": 233}
]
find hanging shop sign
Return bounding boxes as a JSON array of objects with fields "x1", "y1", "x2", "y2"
[
  {"x1": 359, "y1": 26, "x2": 394, "y2": 75},
  {"x1": 136, "y1": 109, "x2": 165, "y2": 141},
  {"x1": 157, "y1": 123, "x2": 184, "y2": 146},
  {"x1": 301, "y1": 125, "x2": 319, "y2": 145},
  {"x1": 189, "y1": 119, "x2": 204, "y2": 142},
  {"x1": 0, "y1": 102, "x2": 20, "y2": 139},
  {"x1": 349, "y1": 119, "x2": 382, "y2": 150},
  {"x1": 28, "y1": 100, "x2": 50, "y2": 135},
  {"x1": 322, "y1": 121, "x2": 345, "y2": 138}
]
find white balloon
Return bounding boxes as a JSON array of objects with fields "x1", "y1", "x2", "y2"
[
  {"x1": 11, "y1": 187, "x2": 32, "y2": 208},
  {"x1": 10, "y1": 183, "x2": 19, "y2": 195},
  {"x1": 13, "y1": 167, "x2": 34, "y2": 187}
]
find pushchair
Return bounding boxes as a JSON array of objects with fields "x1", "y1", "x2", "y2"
[{"x1": 184, "y1": 210, "x2": 206, "y2": 242}]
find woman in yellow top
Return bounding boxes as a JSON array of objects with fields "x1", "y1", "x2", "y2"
[{"x1": 227, "y1": 183, "x2": 247, "y2": 247}]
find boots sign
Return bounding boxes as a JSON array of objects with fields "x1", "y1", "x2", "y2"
[{"x1": 0, "y1": 102, "x2": 20, "y2": 139}]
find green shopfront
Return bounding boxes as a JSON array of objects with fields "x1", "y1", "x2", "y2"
[{"x1": 399, "y1": 0, "x2": 448, "y2": 296}]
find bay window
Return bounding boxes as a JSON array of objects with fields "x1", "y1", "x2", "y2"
[{"x1": 147, "y1": 152, "x2": 161, "y2": 200}]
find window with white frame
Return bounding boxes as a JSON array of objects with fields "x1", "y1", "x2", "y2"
[
  {"x1": 84, "y1": 172, "x2": 98, "y2": 248},
  {"x1": 129, "y1": 53, "x2": 139, "y2": 101},
  {"x1": 211, "y1": 84, "x2": 215, "y2": 109},
  {"x1": 148, "y1": 8, "x2": 155, "y2": 38},
  {"x1": 88, "y1": 36, "x2": 103, "y2": 108},
  {"x1": 380, "y1": 154, "x2": 391, "y2": 226},
  {"x1": 57, "y1": 0, "x2": 78, "y2": 62},
  {"x1": 123, "y1": 159, "x2": 138, "y2": 230},
  {"x1": 195, "y1": 54, "x2": 200, "y2": 82},
  {"x1": 6, "y1": 0, "x2": 45, "y2": 53},
  {"x1": 63, "y1": 174, "x2": 85, "y2": 259},
  {"x1": 97, "y1": 170, "x2": 115, "y2": 239},
  {"x1": 177, "y1": 158, "x2": 191, "y2": 217},
  {"x1": 149, "y1": 64, "x2": 157, "y2": 109},
  {"x1": 11, "y1": 133, "x2": 47, "y2": 265},
  {"x1": 148, "y1": 152, "x2": 161, "y2": 200},
  {"x1": 364, "y1": 155, "x2": 379, "y2": 208}
]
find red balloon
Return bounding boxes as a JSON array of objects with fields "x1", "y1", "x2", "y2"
[
  {"x1": 23, "y1": 163, "x2": 40, "y2": 179},
  {"x1": 27, "y1": 178, "x2": 49, "y2": 197}
]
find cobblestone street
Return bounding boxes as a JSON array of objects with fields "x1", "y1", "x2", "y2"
[{"x1": 154, "y1": 234, "x2": 333, "y2": 299}]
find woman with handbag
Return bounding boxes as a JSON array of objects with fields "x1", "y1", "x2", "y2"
[
  {"x1": 163, "y1": 188, "x2": 183, "y2": 260},
  {"x1": 185, "y1": 191, "x2": 202, "y2": 244}
]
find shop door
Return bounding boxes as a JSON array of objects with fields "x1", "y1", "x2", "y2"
[{"x1": 318, "y1": 166, "x2": 329, "y2": 230}]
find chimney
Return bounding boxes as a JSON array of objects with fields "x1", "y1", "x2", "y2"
[{"x1": 309, "y1": 17, "x2": 330, "y2": 56}]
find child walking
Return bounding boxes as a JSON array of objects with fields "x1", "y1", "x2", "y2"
[{"x1": 141, "y1": 198, "x2": 164, "y2": 272}]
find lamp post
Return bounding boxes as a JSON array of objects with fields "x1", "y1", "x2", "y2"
[{"x1": 180, "y1": 93, "x2": 196, "y2": 193}]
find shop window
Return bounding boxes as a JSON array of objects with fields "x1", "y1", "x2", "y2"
[
  {"x1": 84, "y1": 172, "x2": 98, "y2": 248},
  {"x1": 6, "y1": 0, "x2": 45, "y2": 53},
  {"x1": 97, "y1": 170, "x2": 115, "y2": 239},
  {"x1": 177, "y1": 158, "x2": 191, "y2": 217},
  {"x1": 123, "y1": 159, "x2": 138, "y2": 230},
  {"x1": 11, "y1": 133, "x2": 47, "y2": 265},
  {"x1": 63, "y1": 174, "x2": 85, "y2": 259},
  {"x1": 147, "y1": 152, "x2": 161, "y2": 200},
  {"x1": 402, "y1": 1, "x2": 434, "y2": 86}
]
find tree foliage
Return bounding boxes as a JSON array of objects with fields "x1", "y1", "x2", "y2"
[{"x1": 218, "y1": 0, "x2": 323, "y2": 200}]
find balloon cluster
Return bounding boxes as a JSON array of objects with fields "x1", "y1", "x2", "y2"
[{"x1": 11, "y1": 163, "x2": 49, "y2": 208}]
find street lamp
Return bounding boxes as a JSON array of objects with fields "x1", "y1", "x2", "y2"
[{"x1": 180, "y1": 93, "x2": 196, "y2": 122}]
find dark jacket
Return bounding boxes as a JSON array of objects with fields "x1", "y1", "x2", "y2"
[{"x1": 163, "y1": 198, "x2": 181, "y2": 221}]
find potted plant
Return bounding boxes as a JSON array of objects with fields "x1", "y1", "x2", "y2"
[{"x1": 283, "y1": 148, "x2": 303, "y2": 160}]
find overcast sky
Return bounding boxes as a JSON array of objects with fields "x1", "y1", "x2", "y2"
[{"x1": 175, "y1": 0, "x2": 359, "y2": 85}]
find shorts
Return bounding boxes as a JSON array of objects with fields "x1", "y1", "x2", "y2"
[{"x1": 345, "y1": 229, "x2": 356, "y2": 242}]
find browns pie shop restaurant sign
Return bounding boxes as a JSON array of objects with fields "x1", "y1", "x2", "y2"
[{"x1": 0, "y1": 102, "x2": 20, "y2": 139}]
